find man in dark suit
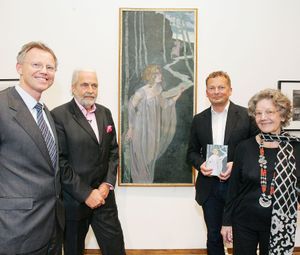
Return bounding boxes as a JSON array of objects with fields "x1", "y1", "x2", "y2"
[
  {"x1": 51, "y1": 69, "x2": 125, "y2": 255},
  {"x1": 187, "y1": 71, "x2": 257, "y2": 255},
  {"x1": 0, "y1": 41, "x2": 104, "y2": 255}
]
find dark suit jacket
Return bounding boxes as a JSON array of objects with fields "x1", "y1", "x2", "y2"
[
  {"x1": 51, "y1": 99, "x2": 119, "y2": 220},
  {"x1": 186, "y1": 101, "x2": 257, "y2": 205},
  {"x1": 0, "y1": 87, "x2": 89, "y2": 254}
]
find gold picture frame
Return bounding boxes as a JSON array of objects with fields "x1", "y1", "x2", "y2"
[{"x1": 118, "y1": 8, "x2": 197, "y2": 186}]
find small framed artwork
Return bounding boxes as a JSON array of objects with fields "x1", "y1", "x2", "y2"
[
  {"x1": 206, "y1": 144, "x2": 228, "y2": 177},
  {"x1": 118, "y1": 8, "x2": 198, "y2": 186},
  {"x1": 0, "y1": 79, "x2": 19, "y2": 91},
  {"x1": 278, "y1": 80, "x2": 300, "y2": 131}
]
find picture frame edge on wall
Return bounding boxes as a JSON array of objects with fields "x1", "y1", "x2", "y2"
[
  {"x1": 0, "y1": 79, "x2": 19, "y2": 91},
  {"x1": 278, "y1": 80, "x2": 300, "y2": 131},
  {"x1": 118, "y1": 8, "x2": 198, "y2": 187}
]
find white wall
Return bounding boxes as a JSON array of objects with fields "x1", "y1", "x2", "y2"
[{"x1": 1, "y1": 0, "x2": 300, "y2": 249}]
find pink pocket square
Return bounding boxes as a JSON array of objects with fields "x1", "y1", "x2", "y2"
[{"x1": 106, "y1": 125, "x2": 113, "y2": 133}]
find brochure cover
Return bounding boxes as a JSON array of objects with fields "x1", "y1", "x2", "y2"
[{"x1": 206, "y1": 144, "x2": 228, "y2": 176}]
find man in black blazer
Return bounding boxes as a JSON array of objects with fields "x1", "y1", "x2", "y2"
[
  {"x1": 0, "y1": 42, "x2": 102, "y2": 255},
  {"x1": 187, "y1": 71, "x2": 257, "y2": 255},
  {"x1": 51, "y1": 69, "x2": 125, "y2": 255}
]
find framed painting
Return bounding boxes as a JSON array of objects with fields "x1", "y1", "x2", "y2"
[
  {"x1": 118, "y1": 8, "x2": 197, "y2": 186},
  {"x1": 0, "y1": 79, "x2": 19, "y2": 90},
  {"x1": 278, "y1": 80, "x2": 300, "y2": 131}
]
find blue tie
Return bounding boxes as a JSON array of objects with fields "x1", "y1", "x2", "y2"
[{"x1": 34, "y1": 103, "x2": 57, "y2": 168}]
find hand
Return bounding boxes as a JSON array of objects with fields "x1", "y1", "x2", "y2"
[
  {"x1": 125, "y1": 128, "x2": 133, "y2": 141},
  {"x1": 200, "y1": 161, "x2": 213, "y2": 176},
  {"x1": 221, "y1": 226, "x2": 233, "y2": 243},
  {"x1": 98, "y1": 183, "x2": 110, "y2": 200},
  {"x1": 219, "y1": 161, "x2": 233, "y2": 181},
  {"x1": 178, "y1": 82, "x2": 187, "y2": 92},
  {"x1": 173, "y1": 85, "x2": 185, "y2": 102},
  {"x1": 85, "y1": 189, "x2": 105, "y2": 209}
]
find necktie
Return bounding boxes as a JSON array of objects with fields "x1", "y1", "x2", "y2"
[{"x1": 34, "y1": 103, "x2": 57, "y2": 168}]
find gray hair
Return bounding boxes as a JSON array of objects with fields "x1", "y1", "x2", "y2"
[
  {"x1": 248, "y1": 88, "x2": 292, "y2": 127},
  {"x1": 71, "y1": 69, "x2": 97, "y2": 85}
]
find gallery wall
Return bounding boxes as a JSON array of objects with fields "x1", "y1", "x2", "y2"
[{"x1": 1, "y1": 0, "x2": 300, "y2": 249}]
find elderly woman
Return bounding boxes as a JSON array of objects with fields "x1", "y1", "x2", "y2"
[{"x1": 221, "y1": 89, "x2": 300, "y2": 255}]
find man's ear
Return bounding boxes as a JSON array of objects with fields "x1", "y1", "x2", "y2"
[{"x1": 16, "y1": 63, "x2": 23, "y2": 75}]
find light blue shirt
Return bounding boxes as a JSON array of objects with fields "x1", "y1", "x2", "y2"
[{"x1": 15, "y1": 85, "x2": 55, "y2": 137}]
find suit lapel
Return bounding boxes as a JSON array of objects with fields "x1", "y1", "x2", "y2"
[
  {"x1": 224, "y1": 102, "x2": 238, "y2": 144},
  {"x1": 8, "y1": 88, "x2": 54, "y2": 169},
  {"x1": 205, "y1": 108, "x2": 213, "y2": 144},
  {"x1": 95, "y1": 106, "x2": 105, "y2": 145},
  {"x1": 70, "y1": 99, "x2": 99, "y2": 144}
]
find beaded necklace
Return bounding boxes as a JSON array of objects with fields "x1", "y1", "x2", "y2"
[{"x1": 258, "y1": 141, "x2": 276, "y2": 208}]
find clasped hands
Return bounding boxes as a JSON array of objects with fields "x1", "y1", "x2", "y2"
[
  {"x1": 200, "y1": 161, "x2": 233, "y2": 181},
  {"x1": 84, "y1": 183, "x2": 110, "y2": 209},
  {"x1": 221, "y1": 226, "x2": 233, "y2": 244}
]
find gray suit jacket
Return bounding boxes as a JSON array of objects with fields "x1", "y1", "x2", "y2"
[{"x1": 0, "y1": 87, "x2": 90, "y2": 254}]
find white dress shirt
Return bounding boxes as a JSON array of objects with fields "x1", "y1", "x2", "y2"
[{"x1": 211, "y1": 102, "x2": 230, "y2": 145}]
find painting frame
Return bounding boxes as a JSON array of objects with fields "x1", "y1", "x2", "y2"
[
  {"x1": 0, "y1": 79, "x2": 19, "y2": 91},
  {"x1": 118, "y1": 8, "x2": 197, "y2": 186},
  {"x1": 278, "y1": 80, "x2": 300, "y2": 131}
]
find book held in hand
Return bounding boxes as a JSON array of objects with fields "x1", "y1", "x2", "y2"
[{"x1": 206, "y1": 144, "x2": 228, "y2": 176}]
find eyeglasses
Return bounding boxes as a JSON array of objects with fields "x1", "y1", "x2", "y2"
[
  {"x1": 25, "y1": 62, "x2": 56, "y2": 73},
  {"x1": 254, "y1": 109, "x2": 279, "y2": 118}
]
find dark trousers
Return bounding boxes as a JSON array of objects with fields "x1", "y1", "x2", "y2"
[
  {"x1": 233, "y1": 223, "x2": 269, "y2": 255},
  {"x1": 202, "y1": 180, "x2": 228, "y2": 255},
  {"x1": 64, "y1": 192, "x2": 125, "y2": 255},
  {"x1": 19, "y1": 221, "x2": 63, "y2": 255}
]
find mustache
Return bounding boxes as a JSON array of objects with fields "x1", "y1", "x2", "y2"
[{"x1": 83, "y1": 93, "x2": 95, "y2": 98}]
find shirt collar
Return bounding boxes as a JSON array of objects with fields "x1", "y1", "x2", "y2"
[
  {"x1": 15, "y1": 85, "x2": 43, "y2": 110},
  {"x1": 211, "y1": 101, "x2": 230, "y2": 114},
  {"x1": 74, "y1": 98, "x2": 97, "y2": 116}
]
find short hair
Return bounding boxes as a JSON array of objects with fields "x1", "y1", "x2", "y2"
[
  {"x1": 205, "y1": 71, "x2": 231, "y2": 87},
  {"x1": 71, "y1": 69, "x2": 97, "y2": 86},
  {"x1": 248, "y1": 88, "x2": 292, "y2": 127},
  {"x1": 17, "y1": 41, "x2": 58, "y2": 68},
  {"x1": 142, "y1": 64, "x2": 161, "y2": 85}
]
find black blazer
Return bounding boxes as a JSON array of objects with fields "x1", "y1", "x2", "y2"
[
  {"x1": 51, "y1": 99, "x2": 119, "y2": 220},
  {"x1": 186, "y1": 102, "x2": 257, "y2": 205}
]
